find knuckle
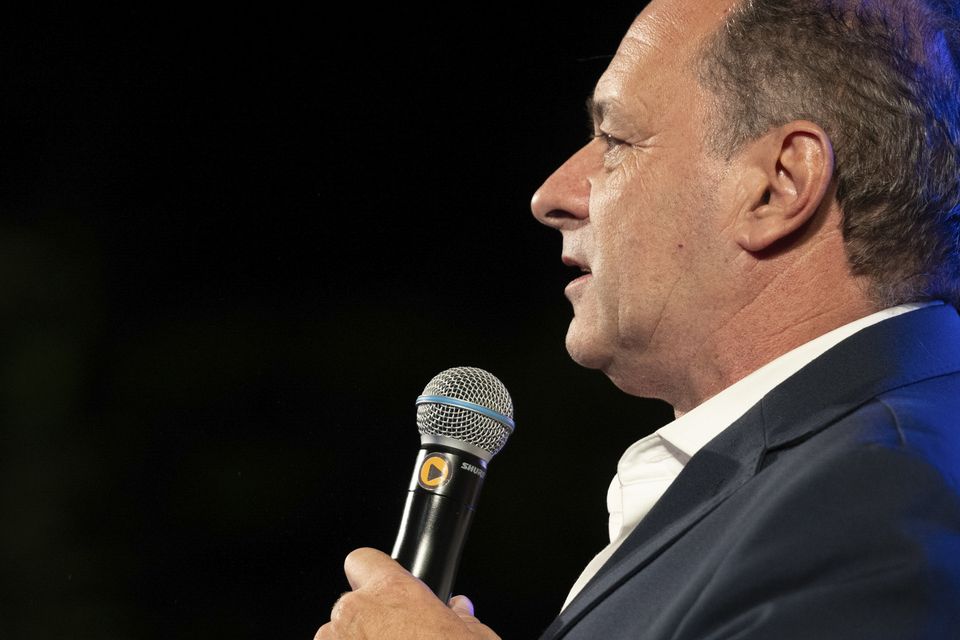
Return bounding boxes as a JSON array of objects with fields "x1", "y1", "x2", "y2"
[
  {"x1": 344, "y1": 546, "x2": 376, "y2": 570},
  {"x1": 376, "y1": 571, "x2": 413, "y2": 595},
  {"x1": 343, "y1": 547, "x2": 364, "y2": 567},
  {"x1": 331, "y1": 592, "x2": 359, "y2": 624}
]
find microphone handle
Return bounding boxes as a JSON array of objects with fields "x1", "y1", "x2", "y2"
[{"x1": 391, "y1": 446, "x2": 487, "y2": 601}]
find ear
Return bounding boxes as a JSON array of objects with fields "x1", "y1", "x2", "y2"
[{"x1": 733, "y1": 121, "x2": 835, "y2": 253}]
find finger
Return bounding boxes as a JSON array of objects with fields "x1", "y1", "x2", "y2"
[
  {"x1": 448, "y1": 594, "x2": 475, "y2": 617},
  {"x1": 329, "y1": 592, "x2": 348, "y2": 621},
  {"x1": 343, "y1": 547, "x2": 409, "y2": 591}
]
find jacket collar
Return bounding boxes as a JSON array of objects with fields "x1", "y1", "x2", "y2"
[{"x1": 540, "y1": 304, "x2": 960, "y2": 640}]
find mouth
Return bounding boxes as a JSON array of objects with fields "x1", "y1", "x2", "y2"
[
  {"x1": 563, "y1": 255, "x2": 590, "y2": 269},
  {"x1": 562, "y1": 256, "x2": 591, "y2": 277},
  {"x1": 570, "y1": 267, "x2": 592, "y2": 283},
  {"x1": 569, "y1": 270, "x2": 592, "y2": 282},
  {"x1": 562, "y1": 256, "x2": 592, "y2": 293}
]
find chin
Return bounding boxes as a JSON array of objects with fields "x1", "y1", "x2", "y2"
[
  {"x1": 604, "y1": 367, "x2": 652, "y2": 398},
  {"x1": 564, "y1": 323, "x2": 611, "y2": 371},
  {"x1": 567, "y1": 323, "x2": 667, "y2": 400}
]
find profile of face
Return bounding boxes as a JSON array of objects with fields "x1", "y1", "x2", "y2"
[{"x1": 530, "y1": 0, "x2": 744, "y2": 400}]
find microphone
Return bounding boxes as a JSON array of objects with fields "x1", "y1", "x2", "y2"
[{"x1": 391, "y1": 366, "x2": 515, "y2": 601}]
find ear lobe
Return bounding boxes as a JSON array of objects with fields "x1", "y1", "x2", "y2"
[{"x1": 734, "y1": 122, "x2": 834, "y2": 253}]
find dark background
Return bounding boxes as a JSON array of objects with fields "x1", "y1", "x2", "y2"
[{"x1": 2, "y1": 5, "x2": 674, "y2": 638}]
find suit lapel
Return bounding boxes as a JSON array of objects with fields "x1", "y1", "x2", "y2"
[
  {"x1": 760, "y1": 304, "x2": 960, "y2": 450},
  {"x1": 540, "y1": 304, "x2": 960, "y2": 640},
  {"x1": 540, "y1": 402, "x2": 766, "y2": 639}
]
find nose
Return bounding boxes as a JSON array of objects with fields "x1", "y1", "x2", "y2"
[{"x1": 530, "y1": 142, "x2": 593, "y2": 231}]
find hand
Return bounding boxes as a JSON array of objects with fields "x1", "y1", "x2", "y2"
[{"x1": 315, "y1": 547, "x2": 501, "y2": 639}]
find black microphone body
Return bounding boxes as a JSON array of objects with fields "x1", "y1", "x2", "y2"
[
  {"x1": 389, "y1": 367, "x2": 515, "y2": 602},
  {"x1": 392, "y1": 445, "x2": 487, "y2": 600}
]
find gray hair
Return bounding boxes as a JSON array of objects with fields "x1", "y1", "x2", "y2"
[{"x1": 698, "y1": 0, "x2": 960, "y2": 308}]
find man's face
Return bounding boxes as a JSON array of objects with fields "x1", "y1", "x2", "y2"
[{"x1": 531, "y1": 0, "x2": 742, "y2": 399}]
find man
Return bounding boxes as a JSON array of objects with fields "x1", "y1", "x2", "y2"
[{"x1": 316, "y1": 0, "x2": 960, "y2": 637}]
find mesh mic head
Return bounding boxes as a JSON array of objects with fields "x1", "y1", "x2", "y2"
[{"x1": 415, "y1": 366, "x2": 515, "y2": 460}]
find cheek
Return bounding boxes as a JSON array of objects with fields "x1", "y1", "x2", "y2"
[
  {"x1": 591, "y1": 181, "x2": 678, "y2": 280},
  {"x1": 589, "y1": 169, "x2": 641, "y2": 265}
]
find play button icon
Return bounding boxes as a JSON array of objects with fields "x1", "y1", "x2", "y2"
[{"x1": 418, "y1": 454, "x2": 452, "y2": 490}]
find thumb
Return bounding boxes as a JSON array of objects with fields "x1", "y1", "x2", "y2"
[{"x1": 448, "y1": 594, "x2": 475, "y2": 618}]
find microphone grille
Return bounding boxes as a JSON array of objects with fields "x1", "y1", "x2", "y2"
[{"x1": 416, "y1": 366, "x2": 515, "y2": 457}]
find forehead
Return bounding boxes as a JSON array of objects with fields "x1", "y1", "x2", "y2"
[{"x1": 593, "y1": 0, "x2": 738, "y2": 107}]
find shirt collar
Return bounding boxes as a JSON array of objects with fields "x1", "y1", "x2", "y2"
[{"x1": 656, "y1": 301, "x2": 941, "y2": 461}]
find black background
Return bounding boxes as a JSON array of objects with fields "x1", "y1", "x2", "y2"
[{"x1": 2, "y1": 5, "x2": 675, "y2": 638}]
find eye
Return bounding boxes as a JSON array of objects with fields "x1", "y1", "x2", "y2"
[{"x1": 591, "y1": 131, "x2": 626, "y2": 152}]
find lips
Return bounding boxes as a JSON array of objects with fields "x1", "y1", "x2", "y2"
[
  {"x1": 562, "y1": 255, "x2": 592, "y2": 296},
  {"x1": 562, "y1": 255, "x2": 591, "y2": 275}
]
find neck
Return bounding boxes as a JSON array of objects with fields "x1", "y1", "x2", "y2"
[{"x1": 661, "y1": 224, "x2": 876, "y2": 413}]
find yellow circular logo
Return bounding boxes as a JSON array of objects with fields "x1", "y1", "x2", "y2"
[{"x1": 418, "y1": 454, "x2": 452, "y2": 490}]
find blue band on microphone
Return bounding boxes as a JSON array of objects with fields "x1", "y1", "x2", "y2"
[{"x1": 415, "y1": 395, "x2": 515, "y2": 432}]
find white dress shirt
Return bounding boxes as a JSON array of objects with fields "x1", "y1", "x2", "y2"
[{"x1": 561, "y1": 301, "x2": 940, "y2": 610}]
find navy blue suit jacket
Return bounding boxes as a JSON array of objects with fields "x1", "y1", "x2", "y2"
[{"x1": 541, "y1": 304, "x2": 960, "y2": 639}]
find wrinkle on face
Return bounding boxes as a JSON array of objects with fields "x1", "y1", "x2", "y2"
[
  {"x1": 627, "y1": 271, "x2": 683, "y2": 352},
  {"x1": 547, "y1": 0, "x2": 877, "y2": 408},
  {"x1": 546, "y1": 0, "x2": 755, "y2": 404}
]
